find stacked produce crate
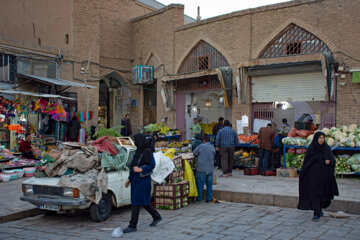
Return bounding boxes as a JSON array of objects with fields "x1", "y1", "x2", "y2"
[{"x1": 154, "y1": 154, "x2": 189, "y2": 210}]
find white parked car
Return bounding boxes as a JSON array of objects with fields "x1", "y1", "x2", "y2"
[{"x1": 20, "y1": 146, "x2": 136, "y2": 222}]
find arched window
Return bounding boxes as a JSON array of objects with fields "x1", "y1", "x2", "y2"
[
  {"x1": 179, "y1": 41, "x2": 229, "y2": 73},
  {"x1": 260, "y1": 24, "x2": 331, "y2": 58}
]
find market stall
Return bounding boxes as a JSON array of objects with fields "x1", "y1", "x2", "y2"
[{"x1": 282, "y1": 124, "x2": 360, "y2": 175}]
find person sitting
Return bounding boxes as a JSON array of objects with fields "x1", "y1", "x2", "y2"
[{"x1": 19, "y1": 133, "x2": 35, "y2": 159}]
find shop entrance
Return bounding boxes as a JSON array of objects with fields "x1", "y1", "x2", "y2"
[
  {"x1": 98, "y1": 80, "x2": 109, "y2": 128},
  {"x1": 143, "y1": 81, "x2": 157, "y2": 126}
]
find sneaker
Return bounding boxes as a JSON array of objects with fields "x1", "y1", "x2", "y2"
[
  {"x1": 320, "y1": 210, "x2": 324, "y2": 217},
  {"x1": 123, "y1": 227, "x2": 137, "y2": 233},
  {"x1": 150, "y1": 217, "x2": 162, "y2": 227},
  {"x1": 312, "y1": 215, "x2": 320, "y2": 222},
  {"x1": 205, "y1": 200, "x2": 211, "y2": 203}
]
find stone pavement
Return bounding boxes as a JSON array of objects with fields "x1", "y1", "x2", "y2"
[
  {"x1": 0, "y1": 201, "x2": 359, "y2": 240},
  {"x1": 0, "y1": 177, "x2": 35, "y2": 217},
  {"x1": 212, "y1": 169, "x2": 360, "y2": 214}
]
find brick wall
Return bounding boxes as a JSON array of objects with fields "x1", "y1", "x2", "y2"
[{"x1": 132, "y1": 0, "x2": 360, "y2": 127}]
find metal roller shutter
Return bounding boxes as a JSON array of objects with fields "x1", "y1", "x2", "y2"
[{"x1": 251, "y1": 72, "x2": 326, "y2": 102}]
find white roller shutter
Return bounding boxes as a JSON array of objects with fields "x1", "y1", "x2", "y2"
[{"x1": 252, "y1": 72, "x2": 326, "y2": 102}]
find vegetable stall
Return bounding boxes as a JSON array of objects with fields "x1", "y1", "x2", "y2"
[{"x1": 282, "y1": 124, "x2": 360, "y2": 176}]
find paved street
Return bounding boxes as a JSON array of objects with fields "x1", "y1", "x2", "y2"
[{"x1": 0, "y1": 201, "x2": 359, "y2": 240}]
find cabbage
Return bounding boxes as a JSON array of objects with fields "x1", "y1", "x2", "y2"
[
  {"x1": 307, "y1": 134, "x2": 314, "y2": 141},
  {"x1": 330, "y1": 127, "x2": 338, "y2": 133},
  {"x1": 349, "y1": 134, "x2": 356, "y2": 142},
  {"x1": 348, "y1": 124, "x2": 357, "y2": 133},
  {"x1": 322, "y1": 128, "x2": 330, "y2": 136},
  {"x1": 345, "y1": 140, "x2": 355, "y2": 148},
  {"x1": 340, "y1": 126, "x2": 348, "y2": 133},
  {"x1": 326, "y1": 138, "x2": 335, "y2": 147},
  {"x1": 296, "y1": 138, "x2": 308, "y2": 146},
  {"x1": 356, "y1": 141, "x2": 360, "y2": 147},
  {"x1": 340, "y1": 137, "x2": 347, "y2": 144},
  {"x1": 355, "y1": 128, "x2": 360, "y2": 134}
]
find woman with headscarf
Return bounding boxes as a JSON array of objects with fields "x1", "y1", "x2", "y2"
[
  {"x1": 123, "y1": 133, "x2": 162, "y2": 233},
  {"x1": 298, "y1": 131, "x2": 339, "y2": 222},
  {"x1": 68, "y1": 116, "x2": 81, "y2": 142}
]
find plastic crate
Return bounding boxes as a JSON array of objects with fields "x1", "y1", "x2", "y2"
[
  {"x1": 153, "y1": 181, "x2": 189, "y2": 198},
  {"x1": 244, "y1": 166, "x2": 259, "y2": 175},
  {"x1": 167, "y1": 169, "x2": 184, "y2": 183},
  {"x1": 155, "y1": 196, "x2": 182, "y2": 210},
  {"x1": 260, "y1": 169, "x2": 276, "y2": 176},
  {"x1": 172, "y1": 155, "x2": 184, "y2": 170}
]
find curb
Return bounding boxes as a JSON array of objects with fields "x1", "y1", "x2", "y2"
[
  {"x1": 0, "y1": 208, "x2": 42, "y2": 224},
  {"x1": 212, "y1": 190, "x2": 360, "y2": 215}
]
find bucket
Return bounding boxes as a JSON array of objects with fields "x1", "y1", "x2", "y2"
[
  {"x1": 13, "y1": 169, "x2": 25, "y2": 178},
  {"x1": 1, "y1": 174, "x2": 10, "y2": 182}
]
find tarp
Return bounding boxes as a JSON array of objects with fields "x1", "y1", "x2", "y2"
[
  {"x1": 216, "y1": 67, "x2": 232, "y2": 108},
  {"x1": 18, "y1": 73, "x2": 97, "y2": 88},
  {"x1": 59, "y1": 169, "x2": 108, "y2": 204}
]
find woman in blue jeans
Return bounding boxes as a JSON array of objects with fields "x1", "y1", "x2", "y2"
[{"x1": 193, "y1": 135, "x2": 216, "y2": 202}]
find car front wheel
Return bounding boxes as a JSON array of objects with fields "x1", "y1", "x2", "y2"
[{"x1": 89, "y1": 193, "x2": 112, "y2": 222}]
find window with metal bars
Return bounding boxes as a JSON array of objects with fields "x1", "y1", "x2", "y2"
[
  {"x1": 260, "y1": 24, "x2": 331, "y2": 58},
  {"x1": 179, "y1": 41, "x2": 229, "y2": 73}
]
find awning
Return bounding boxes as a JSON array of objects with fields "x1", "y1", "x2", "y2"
[
  {"x1": 0, "y1": 89, "x2": 76, "y2": 100},
  {"x1": 18, "y1": 73, "x2": 97, "y2": 89},
  {"x1": 162, "y1": 69, "x2": 218, "y2": 82}
]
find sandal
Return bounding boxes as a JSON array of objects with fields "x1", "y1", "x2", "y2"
[
  {"x1": 228, "y1": 173, "x2": 232, "y2": 176},
  {"x1": 219, "y1": 174, "x2": 227, "y2": 177}
]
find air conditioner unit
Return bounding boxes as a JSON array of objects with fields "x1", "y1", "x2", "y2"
[{"x1": 132, "y1": 65, "x2": 154, "y2": 85}]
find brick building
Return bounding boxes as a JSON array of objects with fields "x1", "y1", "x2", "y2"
[
  {"x1": 131, "y1": 0, "x2": 360, "y2": 137},
  {"x1": 0, "y1": 0, "x2": 193, "y2": 134},
  {"x1": 1, "y1": 0, "x2": 359, "y2": 138}
]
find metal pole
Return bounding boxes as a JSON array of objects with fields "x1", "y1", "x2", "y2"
[
  {"x1": 7, "y1": 55, "x2": 10, "y2": 81},
  {"x1": 2, "y1": 54, "x2": 4, "y2": 81}
]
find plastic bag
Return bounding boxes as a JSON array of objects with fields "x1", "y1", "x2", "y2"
[
  {"x1": 184, "y1": 159, "x2": 198, "y2": 197},
  {"x1": 151, "y1": 151, "x2": 175, "y2": 184},
  {"x1": 111, "y1": 227, "x2": 123, "y2": 238},
  {"x1": 101, "y1": 145, "x2": 128, "y2": 172}
]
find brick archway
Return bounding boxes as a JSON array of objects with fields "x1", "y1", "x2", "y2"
[
  {"x1": 175, "y1": 37, "x2": 232, "y2": 73},
  {"x1": 253, "y1": 17, "x2": 337, "y2": 59}
]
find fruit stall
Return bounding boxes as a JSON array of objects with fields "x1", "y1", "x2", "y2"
[{"x1": 282, "y1": 124, "x2": 360, "y2": 176}]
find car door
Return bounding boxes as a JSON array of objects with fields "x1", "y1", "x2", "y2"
[{"x1": 115, "y1": 149, "x2": 135, "y2": 207}]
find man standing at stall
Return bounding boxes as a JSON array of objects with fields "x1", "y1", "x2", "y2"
[
  {"x1": 191, "y1": 118, "x2": 202, "y2": 138},
  {"x1": 216, "y1": 120, "x2": 238, "y2": 177},
  {"x1": 258, "y1": 123, "x2": 275, "y2": 170},
  {"x1": 121, "y1": 114, "x2": 132, "y2": 137},
  {"x1": 212, "y1": 117, "x2": 224, "y2": 169}
]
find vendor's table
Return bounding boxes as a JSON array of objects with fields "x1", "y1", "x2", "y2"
[
  {"x1": 158, "y1": 135, "x2": 180, "y2": 144},
  {"x1": 0, "y1": 159, "x2": 38, "y2": 171},
  {"x1": 283, "y1": 144, "x2": 360, "y2": 174}
]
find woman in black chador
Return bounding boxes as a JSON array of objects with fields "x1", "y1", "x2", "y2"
[{"x1": 298, "y1": 131, "x2": 339, "y2": 221}]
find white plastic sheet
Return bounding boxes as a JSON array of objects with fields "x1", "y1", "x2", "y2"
[{"x1": 151, "y1": 151, "x2": 175, "y2": 184}]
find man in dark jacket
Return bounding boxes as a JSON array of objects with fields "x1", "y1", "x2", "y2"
[
  {"x1": 258, "y1": 123, "x2": 275, "y2": 170},
  {"x1": 215, "y1": 120, "x2": 238, "y2": 177},
  {"x1": 212, "y1": 117, "x2": 224, "y2": 169},
  {"x1": 121, "y1": 114, "x2": 132, "y2": 137}
]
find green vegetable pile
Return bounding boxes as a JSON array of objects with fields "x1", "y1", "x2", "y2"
[
  {"x1": 94, "y1": 126, "x2": 122, "y2": 138},
  {"x1": 335, "y1": 154, "x2": 352, "y2": 174},
  {"x1": 285, "y1": 153, "x2": 304, "y2": 169}
]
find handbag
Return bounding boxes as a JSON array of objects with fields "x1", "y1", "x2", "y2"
[{"x1": 137, "y1": 153, "x2": 153, "y2": 178}]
